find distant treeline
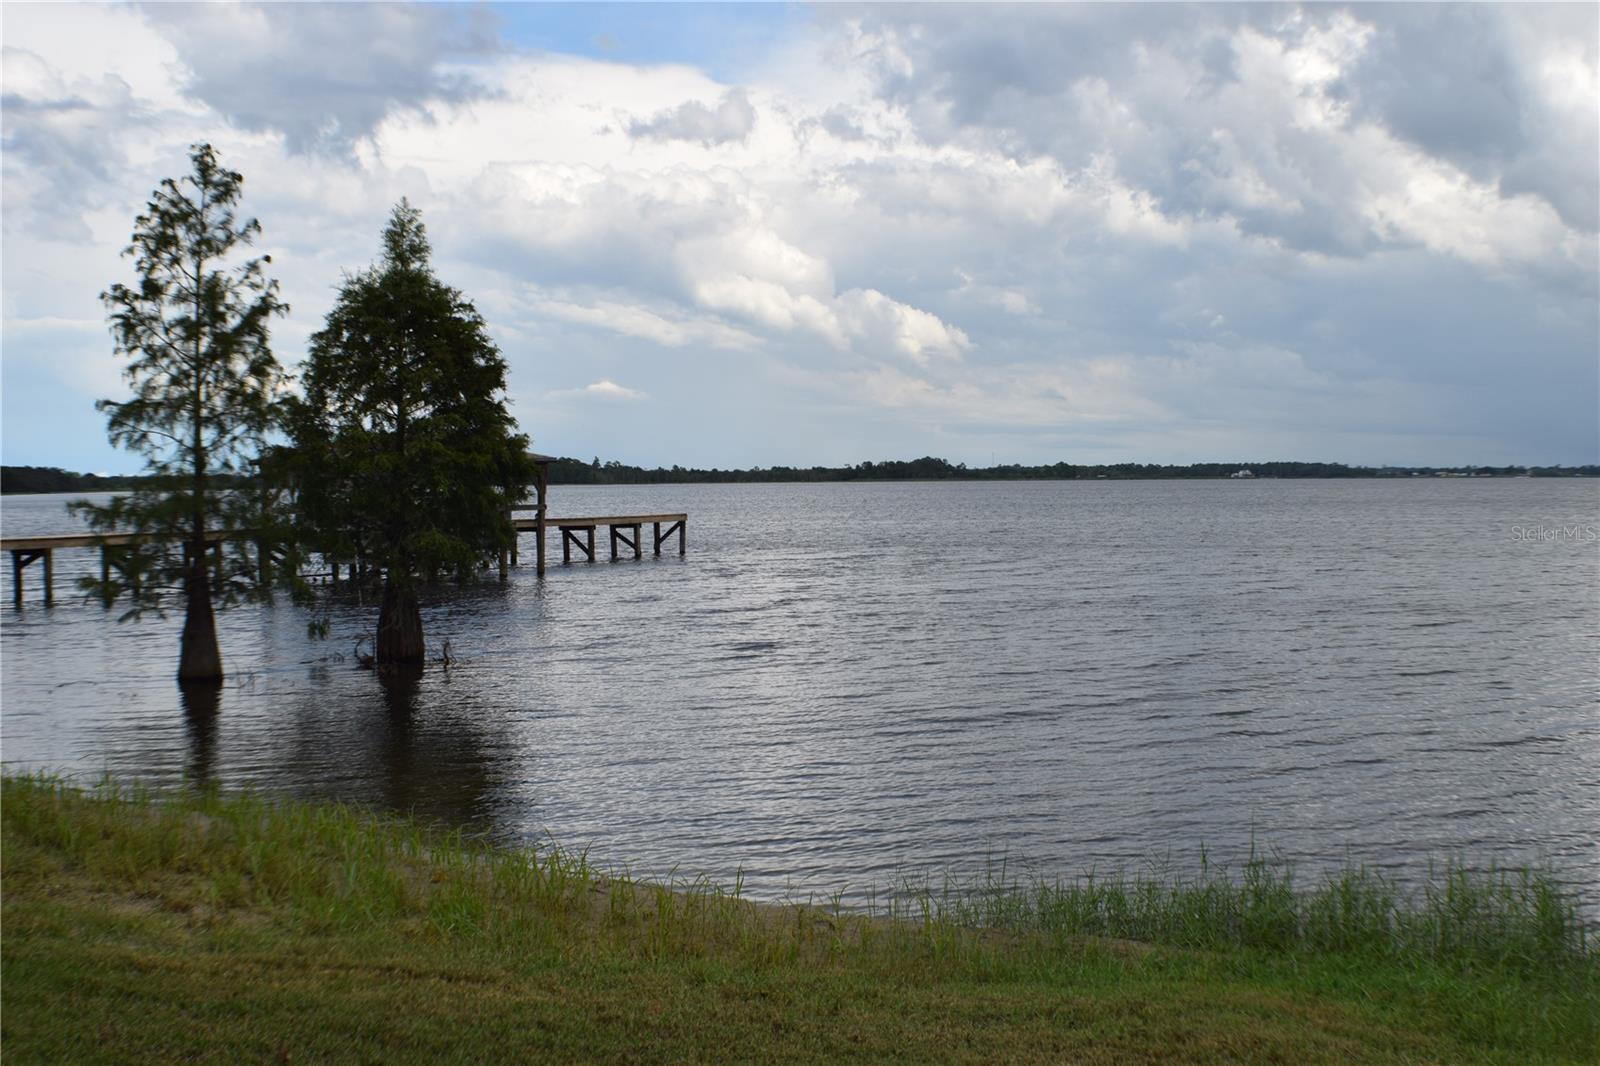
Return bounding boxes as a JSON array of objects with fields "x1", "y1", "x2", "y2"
[
  {"x1": 543, "y1": 456, "x2": 1600, "y2": 485},
  {"x1": 0, "y1": 466, "x2": 250, "y2": 495},
  {"x1": 1, "y1": 466, "x2": 150, "y2": 494},
  {"x1": 7, "y1": 459, "x2": 1596, "y2": 495}
]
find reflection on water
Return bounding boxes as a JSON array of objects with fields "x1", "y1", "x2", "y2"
[
  {"x1": 3, "y1": 479, "x2": 1598, "y2": 910},
  {"x1": 264, "y1": 658, "x2": 512, "y2": 833},
  {"x1": 179, "y1": 682, "x2": 222, "y2": 785}
]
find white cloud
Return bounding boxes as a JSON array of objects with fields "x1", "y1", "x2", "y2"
[
  {"x1": 1, "y1": 3, "x2": 1595, "y2": 470},
  {"x1": 551, "y1": 380, "x2": 648, "y2": 402},
  {"x1": 834, "y1": 288, "x2": 969, "y2": 365},
  {"x1": 528, "y1": 289, "x2": 759, "y2": 351}
]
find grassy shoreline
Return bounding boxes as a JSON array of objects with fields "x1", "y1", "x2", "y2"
[{"x1": 3, "y1": 775, "x2": 1596, "y2": 1063}]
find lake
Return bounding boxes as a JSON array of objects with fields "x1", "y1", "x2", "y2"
[{"x1": 3, "y1": 479, "x2": 1597, "y2": 908}]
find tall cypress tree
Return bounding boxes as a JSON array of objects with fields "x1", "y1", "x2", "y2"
[
  {"x1": 292, "y1": 201, "x2": 534, "y2": 663},
  {"x1": 76, "y1": 143, "x2": 288, "y2": 683}
]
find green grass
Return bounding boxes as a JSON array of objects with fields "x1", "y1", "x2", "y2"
[{"x1": 3, "y1": 774, "x2": 1596, "y2": 1064}]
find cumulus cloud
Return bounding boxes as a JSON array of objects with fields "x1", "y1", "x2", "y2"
[
  {"x1": 1347, "y1": 4, "x2": 1599, "y2": 232},
  {"x1": 141, "y1": 2, "x2": 498, "y2": 153},
  {"x1": 1, "y1": 3, "x2": 1595, "y2": 471},
  {"x1": 833, "y1": 4, "x2": 1598, "y2": 268},
  {"x1": 835, "y1": 288, "x2": 969, "y2": 364},
  {"x1": 1, "y1": 5, "x2": 204, "y2": 241},
  {"x1": 628, "y1": 88, "x2": 756, "y2": 145}
]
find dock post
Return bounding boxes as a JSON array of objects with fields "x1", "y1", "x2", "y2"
[
  {"x1": 534, "y1": 467, "x2": 548, "y2": 577},
  {"x1": 586, "y1": 526, "x2": 595, "y2": 563},
  {"x1": 630, "y1": 523, "x2": 641, "y2": 559},
  {"x1": 11, "y1": 551, "x2": 22, "y2": 607},
  {"x1": 653, "y1": 522, "x2": 661, "y2": 556},
  {"x1": 610, "y1": 526, "x2": 619, "y2": 561},
  {"x1": 42, "y1": 549, "x2": 53, "y2": 605},
  {"x1": 498, "y1": 546, "x2": 508, "y2": 582},
  {"x1": 535, "y1": 509, "x2": 546, "y2": 576},
  {"x1": 680, "y1": 517, "x2": 686, "y2": 556}
]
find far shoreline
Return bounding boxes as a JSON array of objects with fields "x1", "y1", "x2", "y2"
[{"x1": 5, "y1": 457, "x2": 1597, "y2": 495}]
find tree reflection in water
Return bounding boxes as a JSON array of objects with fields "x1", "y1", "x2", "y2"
[
  {"x1": 344, "y1": 663, "x2": 506, "y2": 832},
  {"x1": 153, "y1": 663, "x2": 515, "y2": 835},
  {"x1": 179, "y1": 682, "x2": 221, "y2": 786}
]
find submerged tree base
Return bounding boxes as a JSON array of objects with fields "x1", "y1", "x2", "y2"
[
  {"x1": 176, "y1": 561, "x2": 223, "y2": 682},
  {"x1": 376, "y1": 579, "x2": 425, "y2": 663}
]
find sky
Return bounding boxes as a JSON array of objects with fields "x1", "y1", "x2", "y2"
[{"x1": 2, "y1": 2, "x2": 1596, "y2": 474}]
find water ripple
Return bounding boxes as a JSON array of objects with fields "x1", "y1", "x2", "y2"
[{"x1": 3, "y1": 478, "x2": 1598, "y2": 910}]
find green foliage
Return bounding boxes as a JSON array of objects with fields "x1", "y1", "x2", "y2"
[
  {"x1": 894, "y1": 847, "x2": 1592, "y2": 976},
  {"x1": 70, "y1": 143, "x2": 290, "y2": 616},
  {"x1": 5, "y1": 776, "x2": 1596, "y2": 1063},
  {"x1": 289, "y1": 201, "x2": 534, "y2": 587}
]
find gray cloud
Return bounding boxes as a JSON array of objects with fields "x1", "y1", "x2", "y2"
[
  {"x1": 2, "y1": 4, "x2": 1595, "y2": 471},
  {"x1": 1343, "y1": 4, "x2": 1598, "y2": 232},
  {"x1": 628, "y1": 88, "x2": 755, "y2": 145},
  {"x1": 813, "y1": 105, "x2": 872, "y2": 142},
  {"x1": 2, "y1": 90, "x2": 125, "y2": 241},
  {"x1": 141, "y1": 2, "x2": 499, "y2": 153},
  {"x1": 836, "y1": 4, "x2": 1597, "y2": 257},
  {"x1": 0, "y1": 63, "x2": 169, "y2": 243}
]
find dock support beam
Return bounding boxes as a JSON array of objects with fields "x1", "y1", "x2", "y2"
[
  {"x1": 561, "y1": 525, "x2": 596, "y2": 564},
  {"x1": 652, "y1": 520, "x2": 686, "y2": 556},
  {"x1": 610, "y1": 523, "x2": 641, "y2": 561},
  {"x1": 12, "y1": 548, "x2": 53, "y2": 607}
]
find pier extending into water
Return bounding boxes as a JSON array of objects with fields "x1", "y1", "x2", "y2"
[
  {"x1": 3, "y1": 512, "x2": 688, "y2": 607},
  {"x1": 3, "y1": 457, "x2": 687, "y2": 606},
  {"x1": 508, "y1": 510, "x2": 685, "y2": 569},
  {"x1": 2, "y1": 530, "x2": 238, "y2": 607}
]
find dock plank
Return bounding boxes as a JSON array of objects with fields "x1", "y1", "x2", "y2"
[{"x1": 513, "y1": 514, "x2": 686, "y2": 528}]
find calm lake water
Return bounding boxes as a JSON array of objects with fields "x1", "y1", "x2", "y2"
[{"x1": 3, "y1": 480, "x2": 1598, "y2": 907}]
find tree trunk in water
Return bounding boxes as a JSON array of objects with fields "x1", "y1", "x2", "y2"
[
  {"x1": 377, "y1": 577, "x2": 425, "y2": 663},
  {"x1": 177, "y1": 549, "x2": 223, "y2": 682}
]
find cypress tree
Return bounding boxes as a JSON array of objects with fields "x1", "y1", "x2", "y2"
[
  {"x1": 76, "y1": 143, "x2": 288, "y2": 683},
  {"x1": 292, "y1": 201, "x2": 534, "y2": 663}
]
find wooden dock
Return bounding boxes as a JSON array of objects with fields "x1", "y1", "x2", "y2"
[
  {"x1": 1, "y1": 530, "x2": 237, "y2": 608},
  {"x1": 3, "y1": 460, "x2": 687, "y2": 606},
  {"x1": 510, "y1": 512, "x2": 685, "y2": 566},
  {"x1": 3, "y1": 513, "x2": 688, "y2": 607}
]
